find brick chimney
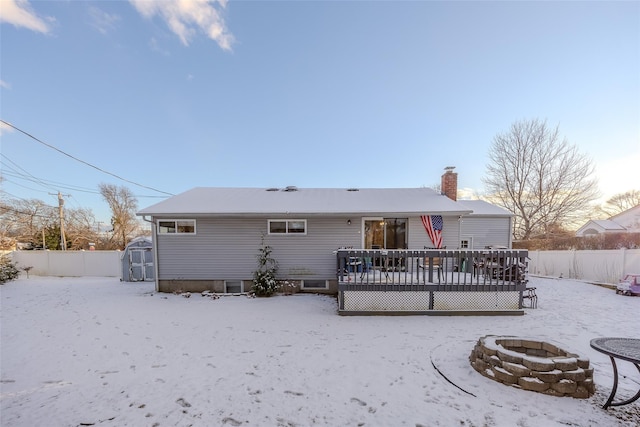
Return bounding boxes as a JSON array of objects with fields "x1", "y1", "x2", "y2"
[{"x1": 441, "y1": 166, "x2": 458, "y2": 201}]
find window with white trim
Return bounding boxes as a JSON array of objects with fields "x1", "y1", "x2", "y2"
[
  {"x1": 301, "y1": 280, "x2": 328, "y2": 290},
  {"x1": 460, "y1": 237, "x2": 472, "y2": 249},
  {"x1": 268, "y1": 219, "x2": 307, "y2": 235},
  {"x1": 225, "y1": 280, "x2": 243, "y2": 293},
  {"x1": 158, "y1": 219, "x2": 196, "y2": 234}
]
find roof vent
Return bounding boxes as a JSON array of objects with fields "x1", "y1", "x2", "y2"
[
  {"x1": 266, "y1": 188, "x2": 279, "y2": 192},
  {"x1": 282, "y1": 186, "x2": 298, "y2": 192},
  {"x1": 346, "y1": 188, "x2": 359, "y2": 192}
]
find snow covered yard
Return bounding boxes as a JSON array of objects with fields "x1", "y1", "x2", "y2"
[{"x1": 1, "y1": 276, "x2": 639, "y2": 427}]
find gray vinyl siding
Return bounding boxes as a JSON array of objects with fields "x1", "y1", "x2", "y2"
[
  {"x1": 460, "y1": 217, "x2": 511, "y2": 249},
  {"x1": 407, "y1": 216, "x2": 461, "y2": 249},
  {"x1": 155, "y1": 215, "x2": 465, "y2": 281},
  {"x1": 155, "y1": 216, "x2": 360, "y2": 281}
]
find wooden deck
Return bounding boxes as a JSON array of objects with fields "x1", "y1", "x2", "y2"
[{"x1": 335, "y1": 249, "x2": 529, "y2": 315}]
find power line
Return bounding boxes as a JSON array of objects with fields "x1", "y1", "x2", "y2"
[
  {"x1": 2, "y1": 169, "x2": 168, "y2": 199},
  {"x1": 2, "y1": 155, "x2": 101, "y2": 194},
  {"x1": 0, "y1": 155, "x2": 58, "y2": 193},
  {"x1": 0, "y1": 205, "x2": 54, "y2": 219},
  {"x1": 2, "y1": 176, "x2": 52, "y2": 194},
  {"x1": 1, "y1": 120, "x2": 175, "y2": 196}
]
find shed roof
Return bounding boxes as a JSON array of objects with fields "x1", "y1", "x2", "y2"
[{"x1": 137, "y1": 187, "x2": 474, "y2": 217}]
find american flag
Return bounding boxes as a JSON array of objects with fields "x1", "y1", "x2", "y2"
[{"x1": 421, "y1": 215, "x2": 443, "y2": 248}]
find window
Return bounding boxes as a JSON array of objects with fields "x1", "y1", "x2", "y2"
[
  {"x1": 158, "y1": 219, "x2": 196, "y2": 234},
  {"x1": 301, "y1": 280, "x2": 328, "y2": 290},
  {"x1": 364, "y1": 218, "x2": 407, "y2": 249},
  {"x1": 225, "y1": 281, "x2": 243, "y2": 293},
  {"x1": 268, "y1": 219, "x2": 307, "y2": 235}
]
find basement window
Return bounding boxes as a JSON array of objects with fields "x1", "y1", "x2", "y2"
[
  {"x1": 301, "y1": 280, "x2": 329, "y2": 290},
  {"x1": 225, "y1": 281, "x2": 243, "y2": 293}
]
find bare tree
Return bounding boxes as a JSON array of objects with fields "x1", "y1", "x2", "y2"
[
  {"x1": 65, "y1": 207, "x2": 100, "y2": 250},
  {"x1": 0, "y1": 198, "x2": 57, "y2": 248},
  {"x1": 99, "y1": 183, "x2": 139, "y2": 249},
  {"x1": 601, "y1": 190, "x2": 640, "y2": 216},
  {"x1": 484, "y1": 119, "x2": 599, "y2": 240},
  {"x1": 0, "y1": 196, "x2": 103, "y2": 249}
]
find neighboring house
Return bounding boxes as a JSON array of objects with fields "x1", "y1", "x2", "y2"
[
  {"x1": 576, "y1": 205, "x2": 640, "y2": 237},
  {"x1": 137, "y1": 170, "x2": 513, "y2": 293}
]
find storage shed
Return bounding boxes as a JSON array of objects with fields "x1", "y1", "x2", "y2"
[{"x1": 121, "y1": 236, "x2": 154, "y2": 282}]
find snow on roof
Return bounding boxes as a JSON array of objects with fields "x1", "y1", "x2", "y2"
[
  {"x1": 590, "y1": 220, "x2": 626, "y2": 231},
  {"x1": 457, "y1": 200, "x2": 513, "y2": 217},
  {"x1": 609, "y1": 204, "x2": 640, "y2": 221},
  {"x1": 575, "y1": 219, "x2": 627, "y2": 236},
  {"x1": 137, "y1": 187, "x2": 474, "y2": 216}
]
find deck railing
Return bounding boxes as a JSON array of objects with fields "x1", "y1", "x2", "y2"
[{"x1": 336, "y1": 249, "x2": 530, "y2": 314}]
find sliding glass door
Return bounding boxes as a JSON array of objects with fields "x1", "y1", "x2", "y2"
[{"x1": 364, "y1": 218, "x2": 407, "y2": 249}]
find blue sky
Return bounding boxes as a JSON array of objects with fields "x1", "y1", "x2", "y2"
[{"x1": 1, "y1": 0, "x2": 638, "y2": 224}]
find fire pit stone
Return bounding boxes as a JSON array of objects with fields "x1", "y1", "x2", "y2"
[{"x1": 470, "y1": 335, "x2": 595, "y2": 398}]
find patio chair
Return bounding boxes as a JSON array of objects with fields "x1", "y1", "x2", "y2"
[
  {"x1": 522, "y1": 287, "x2": 538, "y2": 308},
  {"x1": 419, "y1": 247, "x2": 443, "y2": 281}
]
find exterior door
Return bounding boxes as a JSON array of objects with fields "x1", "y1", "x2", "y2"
[
  {"x1": 364, "y1": 219, "x2": 385, "y2": 249},
  {"x1": 364, "y1": 218, "x2": 407, "y2": 249},
  {"x1": 129, "y1": 248, "x2": 154, "y2": 281}
]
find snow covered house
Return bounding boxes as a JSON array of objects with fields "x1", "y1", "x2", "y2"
[
  {"x1": 137, "y1": 173, "x2": 515, "y2": 296},
  {"x1": 576, "y1": 204, "x2": 640, "y2": 237}
]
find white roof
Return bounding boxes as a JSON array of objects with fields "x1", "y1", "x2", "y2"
[
  {"x1": 575, "y1": 219, "x2": 626, "y2": 236},
  {"x1": 457, "y1": 200, "x2": 513, "y2": 217},
  {"x1": 590, "y1": 220, "x2": 626, "y2": 231},
  {"x1": 137, "y1": 187, "x2": 474, "y2": 217}
]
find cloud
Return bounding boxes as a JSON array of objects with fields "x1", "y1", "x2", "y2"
[
  {"x1": 88, "y1": 6, "x2": 121, "y2": 35},
  {"x1": 0, "y1": 0, "x2": 52, "y2": 34},
  {"x1": 0, "y1": 121, "x2": 14, "y2": 136},
  {"x1": 129, "y1": 0, "x2": 234, "y2": 51},
  {"x1": 0, "y1": 80, "x2": 11, "y2": 90}
]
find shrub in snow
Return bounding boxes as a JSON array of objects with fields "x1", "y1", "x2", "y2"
[
  {"x1": 279, "y1": 280, "x2": 297, "y2": 295},
  {"x1": 0, "y1": 254, "x2": 19, "y2": 284},
  {"x1": 252, "y1": 235, "x2": 279, "y2": 297}
]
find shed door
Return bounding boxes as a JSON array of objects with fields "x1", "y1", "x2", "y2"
[
  {"x1": 143, "y1": 249, "x2": 154, "y2": 281},
  {"x1": 130, "y1": 248, "x2": 153, "y2": 281}
]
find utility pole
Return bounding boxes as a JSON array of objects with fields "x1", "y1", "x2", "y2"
[{"x1": 50, "y1": 192, "x2": 70, "y2": 250}]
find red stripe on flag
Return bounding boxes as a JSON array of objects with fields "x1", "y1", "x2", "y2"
[{"x1": 421, "y1": 215, "x2": 443, "y2": 249}]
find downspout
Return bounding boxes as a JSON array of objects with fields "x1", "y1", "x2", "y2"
[
  {"x1": 141, "y1": 215, "x2": 160, "y2": 292},
  {"x1": 508, "y1": 216, "x2": 513, "y2": 248}
]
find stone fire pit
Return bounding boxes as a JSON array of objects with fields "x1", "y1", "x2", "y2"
[{"x1": 469, "y1": 335, "x2": 595, "y2": 398}]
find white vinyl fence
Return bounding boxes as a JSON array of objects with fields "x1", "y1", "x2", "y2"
[
  {"x1": 528, "y1": 249, "x2": 640, "y2": 284},
  {"x1": 8, "y1": 249, "x2": 640, "y2": 285},
  {"x1": 10, "y1": 251, "x2": 121, "y2": 278}
]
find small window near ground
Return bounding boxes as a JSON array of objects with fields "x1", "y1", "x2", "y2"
[
  {"x1": 268, "y1": 219, "x2": 307, "y2": 235},
  {"x1": 460, "y1": 239, "x2": 470, "y2": 249},
  {"x1": 301, "y1": 280, "x2": 328, "y2": 290},
  {"x1": 158, "y1": 220, "x2": 196, "y2": 234},
  {"x1": 225, "y1": 281, "x2": 243, "y2": 293}
]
